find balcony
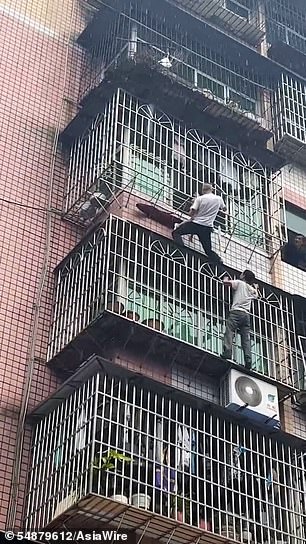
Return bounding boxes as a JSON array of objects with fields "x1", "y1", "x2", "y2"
[
  {"x1": 266, "y1": 0, "x2": 306, "y2": 77},
  {"x1": 47, "y1": 215, "x2": 301, "y2": 392},
  {"x1": 75, "y1": 0, "x2": 275, "y2": 147},
  {"x1": 272, "y1": 74, "x2": 306, "y2": 166},
  {"x1": 26, "y1": 356, "x2": 306, "y2": 542},
  {"x1": 169, "y1": 0, "x2": 265, "y2": 46},
  {"x1": 62, "y1": 88, "x2": 284, "y2": 261}
]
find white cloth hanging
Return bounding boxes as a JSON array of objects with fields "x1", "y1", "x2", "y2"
[
  {"x1": 75, "y1": 407, "x2": 86, "y2": 452},
  {"x1": 123, "y1": 404, "x2": 131, "y2": 449},
  {"x1": 177, "y1": 425, "x2": 191, "y2": 470},
  {"x1": 156, "y1": 418, "x2": 163, "y2": 464},
  {"x1": 173, "y1": 137, "x2": 186, "y2": 170}
]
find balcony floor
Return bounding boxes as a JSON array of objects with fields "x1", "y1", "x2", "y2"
[{"x1": 46, "y1": 494, "x2": 239, "y2": 544}]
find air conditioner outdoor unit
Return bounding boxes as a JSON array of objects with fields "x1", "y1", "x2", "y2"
[{"x1": 220, "y1": 369, "x2": 280, "y2": 429}]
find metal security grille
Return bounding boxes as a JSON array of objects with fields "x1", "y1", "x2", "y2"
[
  {"x1": 66, "y1": 89, "x2": 284, "y2": 253},
  {"x1": 273, "y1": 74, "x2": 306, "y2": 145},
  {"x1": 47, "y1": 215, "x2": 301, "y2": 389},
  {"x1": 26, "y1": 367, "x2": 306, "y2": 542},
  {"x1": 166, "y1": 0, "x2": 265, "y2": 46},
  {"x1": 49, "y1": 226, "x2": 107, "y2": 357},
  {"x1": 265, "y1": 0, "x2": 306, "y2": 57},
  {"x1": 78, "y1": 0, "x2": 271, "y2": 105}
]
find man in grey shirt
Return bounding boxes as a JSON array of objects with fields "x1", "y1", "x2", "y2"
[
  {"x1": 221, "y1": 270, "x2": 259, "y2": 369},
  {"x1": 172, "y1": 183, "x2": 226, "y2": 263}
]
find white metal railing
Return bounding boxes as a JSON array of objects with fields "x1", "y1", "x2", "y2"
[
  {"x1": 65, "y1": 89, "x2": 285, "y2": 253},
  {"x1": 273, "y1": 74, "x2": 306, "y2": 147},
  {"x1": 26, "y1": 367, "x2": 306, "y2": 541},
  {"x1": 47, "y1": 215, "x2": 301, "y2": 390}
]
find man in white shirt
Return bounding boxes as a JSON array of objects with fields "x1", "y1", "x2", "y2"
[
  {"x1": 172, "y1": 183, "x2": 226, "y2": 263},
  {"x1": 221, "y1": 270, "x2": 259, "y2": 369}
]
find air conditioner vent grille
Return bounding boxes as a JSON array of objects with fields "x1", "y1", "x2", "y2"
[{"x1": 235, "y1": 376, "x2": 262, "y2": 407}]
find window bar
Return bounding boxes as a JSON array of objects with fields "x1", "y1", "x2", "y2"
[
  {"x1": 93, "y1": 109, "x2": 102, "y2": 183},
  {"x1": 166, "y1": 397, "x2": 172, "y2": 521},
  {"x1": 78, "y1": 245, "x2": 88, "y2": 334},
  {"x1": 86, "y1": 233, "x2": 96, "y2": 325},
  {"x1": 153, "y1": 393, "x2": 160, "y2": 517},
  {"x1": 71, "y1": 137, "x2": 82, "y2": 210},
  {"x1": 53, "y1": 268, "x2": 65, "y2": 356},
  {"x1": 282, "y1": 442, "x2": 292, "y2": 541},
  {"x1": 160, "y1": 391, "x2": 166, "y2": 517},
  {"x1": 62, "y1": 253, "x2": 74, "y2": 347},
  {"x1": 66, "y1": 141, "x2": 76, "y2": 212},
  {"x1": 84, "y1": 124, "x2": 93, "y2": 196}
]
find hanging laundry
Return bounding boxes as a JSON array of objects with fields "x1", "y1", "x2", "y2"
[
  {"x1": 177, "y1": 425, "x2": 191, "y2": 470},
  {"x1": 155, "y1": 447, "x2": 176, "y2": 493},
  {"x1": 123, "y1": 404, "x2": 131, "y2": 450},
  {"x1": 75, "y1": 407, "x2": 86, "y2": 452},
  {"x1": 156, "y1": 418, "x2": 163, "y2": 464},
  {"x1": 191, "y1": 430, "x2": 197, "y2": 475},
  {"x1": 231, "y1": 444, "x2": 246, "y2": 480},
  {"x1": 173, "y1": 136, "x2": 186, "y2": 170}
]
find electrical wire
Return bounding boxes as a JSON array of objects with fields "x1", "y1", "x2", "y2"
[
  {"x1": 0, "y1": 197, "x2": 62, "y2": 214},
  {"x1": 5, "y1": 1, "x2": 76, "y2": 531}
]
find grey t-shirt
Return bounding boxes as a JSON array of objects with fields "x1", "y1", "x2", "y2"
[{"x1": 230, "y1": 280, "x2": 258, "y2": 313}]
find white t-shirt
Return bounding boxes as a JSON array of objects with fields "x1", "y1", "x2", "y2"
[
  {"x1": 191, "y1": 193, "x2": 226, "y2": 227},
  {"x1": 230, "y1": 280, "x2": 258, "y2": 313}
]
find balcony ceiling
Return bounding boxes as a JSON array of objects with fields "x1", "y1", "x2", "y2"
[{"x1": 275, "y1": 134, "x2": 306, "y2": 167}]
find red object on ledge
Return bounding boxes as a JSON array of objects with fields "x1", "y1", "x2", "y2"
[{"x1": 136, "y1": 202, "x2": 183, "y2": 229}]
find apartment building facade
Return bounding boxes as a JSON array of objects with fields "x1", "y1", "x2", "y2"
[{"x1": 2, "y1": 0, "x2": 306, "y2": 543}]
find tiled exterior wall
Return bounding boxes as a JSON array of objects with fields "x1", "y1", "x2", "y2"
[
  {"x1": 0, "y1": 0, "x2": 86, "y2": 531},
  {"x1": 283, "y1": 400, "x2": 306, "y2": 440}
]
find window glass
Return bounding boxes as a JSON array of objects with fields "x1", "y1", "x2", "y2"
[
  {"x1": 197, "y1": 73, "x2": 225, "y2": 100},
  {"x1": 285, "y1": 202, "x2": 306, "y2": 235},
  {"x1": 219, "y1": 158, "x2": 264, "y2": 245},
  {"x1": 131, "y1": 151, "x2": 172, "y2": 204}
]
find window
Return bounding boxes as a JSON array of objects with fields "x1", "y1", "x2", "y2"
[
  {"x1": 287, "y1": 28, "x2": 306, "y2": 54},
  {"x1": 197, "y1": 73, "x2": 225, "y2": 100},
  {"x1": 224, "y1": 0, "x2": 250, "y2": 20},
  {"x1": 228, "y1": 89, "x2": 257, "y2": 115},
  {"x1": 285, "y1": 202, "x2": 306, "y2": 236},
  {"x1": 130, "y1": 150, "x2": 172, "y2": 204},
  {"x1": 170, "y1": 60, "x2": 196, "y2": 87},
  {"x1": 281, "y1": 202, "x2": 306, "y2": 271},
  {"x1": 219, "y1": 157, "x2": 265, "y2": 246},
  {"x1": 281, "y1": 76, "x2": 306, "y2": 143}
]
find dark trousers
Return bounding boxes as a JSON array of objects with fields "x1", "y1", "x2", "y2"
[
  {"x1": 222, "y1": 310, "x2": 252, "y2": 368},
  {"x1": 172, "y1": 221, "x2": 222, "y2": 263}
]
